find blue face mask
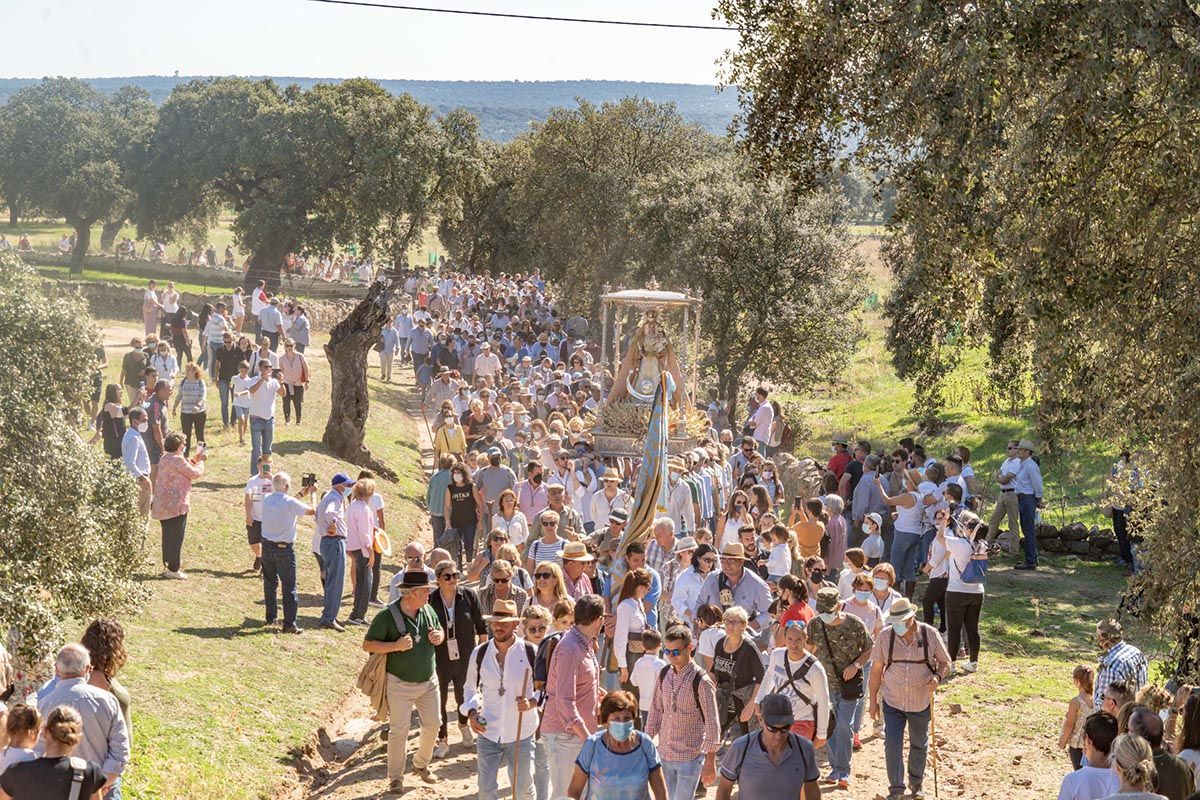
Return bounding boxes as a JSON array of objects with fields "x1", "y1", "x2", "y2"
[
  {"x1": 608, "y1": 720, "x2": 635, "y2": 742},
  {"x1": 873, "y1": 577, "x2": 889, "y2": 592},
  {"x1": 891, "y1": 621, "x2": 909, "y2": 635},
  {"x1": 854, "y1": 590, "x2": 871, "y2": 603}
]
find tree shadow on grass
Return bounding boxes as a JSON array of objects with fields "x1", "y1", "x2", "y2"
[
  {"x1": 175, "y1": 617, "x2": 277, "y2": 639},
  {"x1": 187, "y1": 566, "x2": 257, "y2": 580}
]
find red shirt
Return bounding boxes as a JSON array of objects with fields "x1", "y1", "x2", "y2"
[
  {"x1": 827, "y1": 450, "x2": 851, "y2": 479},
  {"x1": 778, "y1": 600, "x2": 814, "y2": 629}
]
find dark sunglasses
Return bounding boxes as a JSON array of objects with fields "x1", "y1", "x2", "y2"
[
  {"x1": 525, "y1": 625, "x2": 547, "y2": 634},
  {"x1": 493, "y1": 577, "x2": 511, "y2": 583},
  {"x1": 491, "y1": 535, "x2": 508, "y2": 542},
  {"x1": 662, "y1": 647, "x2": 685, "y2": 657},
  {"x1": 535, "y1": 572, "x2": 554, "y2": 580},
  {"x1": 765, "y1": 723, "x2": 791, "y2": 734},
  {"x1": 440, "y1": 572, "x2": 460, "y2": 581}
]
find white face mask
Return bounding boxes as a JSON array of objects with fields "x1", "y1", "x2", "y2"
[
  {"x1": 136, "y1": 421, "x2": 149, "y2": 433},
  {"x1": 862, "y1": 523, "x2": 876, "y2": 535},
  {"x1": 873, "y1": 576, "x2": 889, "y2": 592}
]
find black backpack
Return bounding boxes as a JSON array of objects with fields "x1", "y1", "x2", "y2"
[{"x1": 533, "y1": 630, "x2": 566, "y2": 691}]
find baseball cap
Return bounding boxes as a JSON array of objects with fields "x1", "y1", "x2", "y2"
[
  {"x1": 331, "y1": 473, "x2": 355, "y2": 487},
  {"x1": 760, "y1": 693, "x2": 794, "y2": 727}
]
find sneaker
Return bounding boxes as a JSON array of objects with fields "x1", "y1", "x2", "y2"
[
  {"x1": 459, "y1": 722, "x2": 474, "y2": 747},
  {"x1": 320, "y1": 620, "x2": 345, "y2": 632},
  {"x1": 947, "y1": 662, "x2": 958, "y2": 676},
  {"x1": 821, "y1": 775, "x2": 838, "y2": 785},
  {"x1": 911, "y1": 786, "x2": 925, "y2": 800},
  {"x1": 346, "y1": 617, "x2": 369, "y2": 627},
  {"x1": 411, "y1": 766, "x2": 439, "y2": 784},
  {"x1": 962, "y1": 661, "x2": 978, "y2": 673},
  {"x1": 852, "y1": 733, "x2": 862, "y2": 751},
  {"x1": 385, "y1": 778, "x2": 403, "y2": 795},
  {"x1": 161, "y1": 570, "x2": 188, "y2": 580},
  {"x1": 282, "y1": 624, "x2": 302, "y2": 635},
  {"x1": 432, "y1": 738, "x2": 449, "y2": 759},
  {"x1": 837, "y1": 778, "x2": 850, "y2": 790}
]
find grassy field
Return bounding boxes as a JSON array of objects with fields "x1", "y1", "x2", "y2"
[
  {"x1": 787, "y1": 236, "x2": 1112, "y2": 528},
  {"x1": 9, "y1": 214, "x2": 447, "y2": 267},
  {"x1": 90, "y1": 316, "x2": 428, "y2": 800}
]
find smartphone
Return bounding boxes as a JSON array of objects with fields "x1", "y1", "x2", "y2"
[{"x1": 793, "y1": 496, "x2": 803, "y2": 510}]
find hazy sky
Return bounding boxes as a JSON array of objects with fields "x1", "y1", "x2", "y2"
[{"x1": 7, "y1": 0, "x2": 736, "y2": 84}]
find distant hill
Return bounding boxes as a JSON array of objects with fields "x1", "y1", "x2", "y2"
[{"x1": 0, "y1": 76, "x2": 739, "y2": 141}]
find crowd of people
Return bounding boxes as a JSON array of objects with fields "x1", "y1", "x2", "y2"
[{"x1": 0, "y1": 262, "x2": 1178, "y2": 800}]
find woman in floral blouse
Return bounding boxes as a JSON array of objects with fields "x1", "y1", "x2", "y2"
[{"x1": 150, "y1": 432, "x2": 206, "y2": 579}]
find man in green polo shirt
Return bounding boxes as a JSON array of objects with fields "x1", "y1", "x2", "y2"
[{"x1": 364, "y1": 570, "x2": 445, "y2": 795}]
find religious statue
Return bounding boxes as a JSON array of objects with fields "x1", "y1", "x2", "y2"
[{"x1": 607, "y1": 308, "x2": 689, "y2": 408}]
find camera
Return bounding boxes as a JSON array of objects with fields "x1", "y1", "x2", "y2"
[{"x1": 302, "y1": 473, "x2": 317, "y2": 488}]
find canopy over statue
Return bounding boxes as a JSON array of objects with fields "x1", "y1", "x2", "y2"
[{"x1": 590, "y1": 282, "x2": 706, "y2": 459}]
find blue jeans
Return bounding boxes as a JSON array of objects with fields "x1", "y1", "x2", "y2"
[
  {"x1": 476, "y1": 735, "x2": 535, "y2": 800},
  {"x1": 319, "y1": 536, "x2": 347, "y2": 624},
  {"x1": 919, "y1": 527, "x2": 936, "y2": 569},
  {"x1": 261, "y1": 542, "x2": 298, "y2": 626},
  {"x1": 533, "y1": 735, "x2": 549, "y2": 800},
  {"x1": 891, "y1": 529, "x2": 924, "y2": 582},
  {"x1": 851, "y1": 663, "x2": 870, "y2": 733},
  {"x1": 883, "y1": 700, "x2": 930, "y2": 797},
  {"x1": 827, "y1": 689, "x2": 862, "y2": 781},
  {"x1": 218, "y1": 379, "x2": 232, "y2": 427},
  {"x1": 661, "y1": 754, "x2": 704, "y2": 800},
  {"x1": 1017, "y1": 493, "x2": 1039, "y2": 565},
  {"x1": 249, "y1": 415, "x2": 274, "y2": 477}
]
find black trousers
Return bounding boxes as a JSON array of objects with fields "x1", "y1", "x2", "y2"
[
  {"x1": 262, "y1": 542, "x2": 299, "y2": 626},
  {"x1": 350, "y1": 550, "x2": 373, "y2": 621},
  {"x1": 945, "y1": 591, "x2": 983, "y2": 662},
  {"x1": 437, "y1": 657, "x2": 470, "y2": 739},
  {"x1": 923, "y1": 575, "x2": 949, "y2": 632},
  {"x1": 180, "y1": 411, "x2": 206, "y2": 456},
  {"x1": 283, "y1": 385, "x2": 304, "y2": 423},
  {"x1": 161, "y1": 514, "x2": 187, "y2": 571},
  {"x1": 370, "y1": 555, "x2": 383, "y2": 603}
]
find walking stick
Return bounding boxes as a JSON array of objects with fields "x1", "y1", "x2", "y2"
[
  {"x1": 930, "y1": 688, "x2": 939, "y2": 798},
  {"x1": 512, "y1": 668, "x2": 532, "y2": 800}
]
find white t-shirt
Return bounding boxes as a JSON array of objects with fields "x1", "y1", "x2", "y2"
[
  {"x1": 232, "y1": 374, "x2": 255, "y2": 409},
  {"x1": 244, "y1": 475, "x2": 274, "y2": 521},
  {"x1": 1057, "y1": 765, "x2": 1118, "y2": 800},
  {"x1": 767, "y1": 541, "x2": 792, "y2": 576},
  {"x1": 248, "y1": 377, "x2": 280, "y2": 420},
  {"x1": 630, "y1": 655, "x2": 667, "y2": 711},
  {"x1": 0, "y1": 746, "x2": 36, "y2": 774},
  {"x1": 697, "y1": 625, "x2": 725, "y2": 664},
  {"x1": 945, "y1": 534, "x2": 986, "y2": 595},
  {"x1": 751, "y1": 402, "x2": 774, "y2": 444}
]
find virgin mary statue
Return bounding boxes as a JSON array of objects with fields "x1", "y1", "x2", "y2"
[{"x1": 607, "y1": 309, "x2": 689, "y2": 409}]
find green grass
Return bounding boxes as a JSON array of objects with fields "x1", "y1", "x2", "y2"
[
  {"x1": 786, "y1": 240, "x2": 1113, "y2": 528},
  {"x1": 89, "y1": 317, "x2": 428, "y2": 800},
  {"x1": 35, "y1": 264, "x2": 242, "y2": 297}
]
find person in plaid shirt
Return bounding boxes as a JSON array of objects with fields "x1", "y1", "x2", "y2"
[
  {"x1": 646, "y1": 625, "x2": 721, "y2": 799},
  {"x1": 1093, "y1": 618, "x2": 1148, "y2": 708}
]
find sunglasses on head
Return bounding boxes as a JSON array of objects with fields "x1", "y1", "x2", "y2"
[
  {"x1": 535, "y1": 572, "x2": 554, "y2": 580},
  {"x1": 662, "y1": 647, "x2": 686, "y2": 657},
  {"x1": 786, "y1": 619, "x2": 808, "y2": 630}
]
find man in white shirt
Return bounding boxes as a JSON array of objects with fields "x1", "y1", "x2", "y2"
[
  {"x1": 748, "y1": 620, "x2": 830, "y2": 745},
  {"x1": 666, "y1": 458, "x2": 696, "y2": 534},
  {"x1": 474, "y1": 342, "x2": 503, "y2": 385},
  {"x1": 122, "y1": 407, "x2": 153, "y2": 517},
  {"x1": 250, "y1": 280, "x2": 268, "y2": 335},
  {"x1": 985, "y1": 439, "x2": 1024, "y2": 546},
  {"x1": 748, "y1": 386, "x2": 774, "y2": 456},
  {"x1": 247, "y1": 360, "x2": 285, "y2": 477},
  {"x1": 395, "y1": 309, "x2": 414, "y2": 363},
  {"x1": 259, "y1": 298, "x2": 285, "y2": 351},
  {"x1": 461, "y1": 599, "x2": 539, "y2": 800},
  {"x1": 244, "y1": 455, "x2": 275, "y2": 573},
  {"x1": 1057, "y1": 711, "x2": 1119, "y2": 800}
]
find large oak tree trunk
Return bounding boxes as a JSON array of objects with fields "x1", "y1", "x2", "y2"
[
  {"x1": 322, "y1": 279, "x2": 398, "y2": 480},
  {"x1": 69, "y1": 221, "x2": 91, "y2": 276},
  {"x1": 243, "y1": 247, "x2": 285, "y2": 292},
  {"x1": 99, "y1": 220, "x2": 124, "y2": 253},
  {"x1": 7, "y1": 201, "x2": 18, "y2": 227}
]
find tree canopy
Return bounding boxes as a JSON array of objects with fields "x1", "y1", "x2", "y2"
[
  {"x1": 0, "y1": 253, "x2": 146, "y2": 662},
  {"x1": 0, "y1": 78, "x2": 154, "y2": 270},
  {"x1": 717, "y1": 0, "x2": 1200, "y2": 657}
]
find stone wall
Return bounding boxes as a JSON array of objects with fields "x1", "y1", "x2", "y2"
[{"x1": 993, "y1": 521, "x2": 1119, "y2": 561}]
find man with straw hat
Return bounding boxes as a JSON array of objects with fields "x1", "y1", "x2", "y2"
[
  {"x1": 1011, "y1": 437, "x2": 1045, "y2": 570},
  {"x1": 560, "y1": 541, "x2": 595, "y2": 599},
  {"x1": 696, "y1": 543, "x2": 772, "y2": 637},
  {"x1": 867, "y1": 597, "x2": 952, "y2": 800},
  {"x1": 462, "y1": 599, "x2": 539, "y2": 800}
]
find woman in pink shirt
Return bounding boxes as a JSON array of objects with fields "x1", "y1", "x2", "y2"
[
  {"x1": 345, "y1": 478, "x2": 377, "y2": 626},
  {"x1": 150, "y1": 432, "x2": 206, "y2": 579}
]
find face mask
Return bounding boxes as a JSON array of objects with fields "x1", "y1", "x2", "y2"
[
  {"x1": 503, "y1": 414, "x2": 513, "y2": 424},
  {"x1": 607, "y1": 720, "x2": 635, "y2": 742},
  {"x1": 854, "y1": 590, "x2": 871, "y2": 603},
  {"x1": 669, "y1": 472, "x2": 680, "y2": 485},
  {"x1": 136, "y1": 421, "x2": 148, "y2": 433},
  {"x1": 862, "y1": 523, "x2": 876, "y2": 535},
  {"x1": 763, "y1": 471, "x2": 774, "y2": 480},
  {"x1": 873, "y1": 577, "x2": 889, "y2": 592},
  {"x1": 531, "y1": 473, "x2": 543, "y2": 485},
  {"x1": 817, "y1": 611, "x2": 836, "y2": 624},
  {"x1": 454, "y1": 475, "x2": 465, "y2": 484},
  {"x1": 810, "y1": 570, "x2": 825, "y2": 583},
  {"x1": 891, "y1": 621, "x2": 909, "y2": 635}
]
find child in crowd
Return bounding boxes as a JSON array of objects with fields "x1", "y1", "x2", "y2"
[
  {"x1": 0, "y1": 704, "x2": 39, "y2": 775},
  {"x1": 861, "y1": 512, "x2": 885, "y2": 567},
  {"x1": 1059, "y1": 665, "x2": 1096, "y2": 770},
  {"x1": 551, "y1": 599, "x2": 574, "y2": 633},
  {"x1": 629, "y1": 629, "x2": 666, "y2": 728},
  {"x1": 766, "y1": 523, "x2": 793, "y2": 582}
]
